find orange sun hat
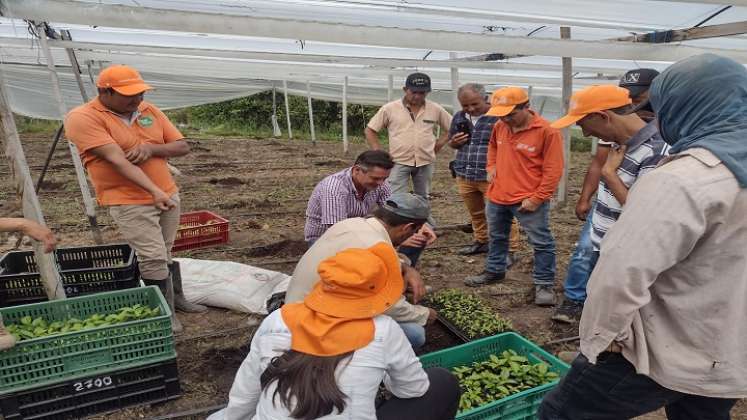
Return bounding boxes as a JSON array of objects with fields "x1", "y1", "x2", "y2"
[
  {"x1": 487, "y1": 87, "x2": 529, "y2": 117},
  {"x1": 96, "y1": 65, "x2": 152, "y2": 96},
  {"x1": 281, "y1": 242, "x2": 404, "y2": 356},
  {"x1": 551, "y1": 85, "x2": 632, "y2": 129}
]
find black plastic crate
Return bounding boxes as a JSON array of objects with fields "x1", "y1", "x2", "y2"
[
  {"x1": 0, "y1": 359, "x2": 181, "y2": 420},
  {"x1": 0, "y1": 244, "x2": 139, "y2": 307}
]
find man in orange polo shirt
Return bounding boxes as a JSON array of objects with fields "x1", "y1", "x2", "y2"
[
  {"x1": 65, "y1": 65, "x2": 206, "y2": 333},
  {"x1": 464, "y1": 87, "x2": 564, "y2": 307}
]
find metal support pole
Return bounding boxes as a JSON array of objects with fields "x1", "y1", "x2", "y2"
[
  {"x1": 449, "y1": 52, "x2": 460, "y2": 112},
  {"x1": 387, "y1": 74, "x2": 394, "y2": 102},
  {"x1": 306, "y1": 81, "x2": 316, "y2": 145},
  {"x1": 558, "y1": 26, "x2": 572, "y2": 206},
  {"x1": 60, "y1": 30, "x2": 89, "y2": 102},
  {"x1": 36, "y1": 23, "x2": 103, "y2": 244},
  {"x1": 527, "y1": 85, "x2": 534, "y2": 101},
  {"x1": 282, "y1": 80, "x2": 293, "y2": 139},
  {"x1": 0, "y1": 67, "x2": 66, "y2": 300},
  {"x1": 342, "y1": 76, "x2": 349, "y2": 154}
]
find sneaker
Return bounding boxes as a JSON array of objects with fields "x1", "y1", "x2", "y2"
[
  {"x1": 534, "y1": 285, "x2": 556, "y2": 306},
  {"x1": 458, "y1": 241, "x2": 489, "y2": 256},
  {"x1": 551, "y1": 298, "x2": 584, "y2": 324},
  {"x1": 464, "y1": 271, "x2": 505, "y2": 287}
]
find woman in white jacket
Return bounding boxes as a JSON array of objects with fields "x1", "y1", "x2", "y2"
[{"x1": 209, "y1": 242, "x2": 460, "y2": 420}]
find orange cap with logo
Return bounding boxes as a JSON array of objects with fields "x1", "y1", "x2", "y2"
[
  {"x1": 96, "y1": 65, "x2": 152, "y2": 96},
  {"x1": 281, "y1": 242, "x2": 404, "y2": 356},
  {"x1": 486, "y1": 87, "x2": 530, "y2": 117},
  {"x1": 551, "y1": 85, "x2": 632, "y2": 129}
]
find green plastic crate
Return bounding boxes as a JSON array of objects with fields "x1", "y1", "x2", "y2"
[
  {"x1": 0, "y1": 286, "x2": 175, "y2": 394},
  {"x1": 419, "y1": 332, "x2": 569, "y2": 420}
]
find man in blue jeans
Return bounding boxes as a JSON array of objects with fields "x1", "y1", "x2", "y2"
[{"x1": 551, "y1": 68, "x2": 660, "y2": 324}]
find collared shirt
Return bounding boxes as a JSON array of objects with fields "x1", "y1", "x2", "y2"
[
  {"x1": 304, "y1": 168, "x2": 391, "y2": 242},
  {"x1": 590, "y1": 121, "x2": 669, "y2": 250},
  {"x1": 448, "y1": 111, "x2": 498, "y2": 181},
  {"x1": 367, "y1": 99, "x2": 452, "y2": 167},
  {"x1": 486, "y1": 111, "x2": 564, "y2": 205},
  {"x1": 211, "y1": 309, "x2": 429, "y2": 420},
  {"x1": 287, "y1": 217, "x2": 430, "y2": 325},
  {"x1": 64, "y1": 98, "x2": 182, "y2": 205},
  {"x1": 580, "y1": 148, "x2": 747, "y2": 398}
]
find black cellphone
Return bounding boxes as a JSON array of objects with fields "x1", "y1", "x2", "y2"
[{"x1": 456, "y1": 120, "x2": 472, "y2": 137}]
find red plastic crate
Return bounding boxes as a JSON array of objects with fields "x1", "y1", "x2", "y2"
[{"x1": 172, "y1": 211, "x2": 229, "y2": 252}]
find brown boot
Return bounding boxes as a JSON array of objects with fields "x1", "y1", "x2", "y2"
[{"x1": 0, "y1": 314, "x2": 17, "y2": 350}]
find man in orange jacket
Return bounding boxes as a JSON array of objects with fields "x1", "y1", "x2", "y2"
[{"x1": 464, "y1": 87, "x2": 564, "y2": 306}]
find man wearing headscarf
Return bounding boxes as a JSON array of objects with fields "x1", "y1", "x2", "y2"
[{"x1": 539, "y1": 53, "x2": 747, "y2": 419}]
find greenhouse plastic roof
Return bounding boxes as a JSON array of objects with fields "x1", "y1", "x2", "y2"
[{"x1": 0, "y1": 0, "x2": 746, "y2": 119}]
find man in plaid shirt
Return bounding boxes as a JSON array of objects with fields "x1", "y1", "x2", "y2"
[{"x1": 448, "y1": 84, "x2": 519, "y2": 257}]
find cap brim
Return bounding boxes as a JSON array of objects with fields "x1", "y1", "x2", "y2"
[
  {"x1": 550, "y1": 113, "x2": 586, "y2": 129},
  {"x1": 408, "y1": 86, "x2": 431, "y2": 93},
  {"x1": 486, "y1": 104, "x2": 516, "y2": 117},
  {"x1": 112, "y1": 83, "x2": 152, "y2": 96},
  {"x1": 621, "y1": 85, "x2": 648, "y2": 100}
]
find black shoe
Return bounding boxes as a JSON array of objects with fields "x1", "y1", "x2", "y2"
[
  {"x1": 464, "y1": 271, "x2": 505, "y2": 287},
  {"x1": 458, "y1": 241, "x2": 489, "y2": 256},
  {"x1": 551, "y1": 298, "x2": 584, "y2": 324}
]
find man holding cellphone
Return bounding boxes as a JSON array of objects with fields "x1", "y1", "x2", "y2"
[{"x1": 448, "y1": 84, "x2": 519, "y2": 257}]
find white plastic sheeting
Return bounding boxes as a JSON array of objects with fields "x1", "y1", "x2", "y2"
[{"x1": 0, "y1": 0, "x2": 745, "y2": 119}]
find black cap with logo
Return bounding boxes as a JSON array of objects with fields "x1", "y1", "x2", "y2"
[
  {"x1": 405, "y1": 72, "x2": 432, "y2": 93},
  {"x1": 619, "y1": 68, "x2": 660, "y2": 99}
]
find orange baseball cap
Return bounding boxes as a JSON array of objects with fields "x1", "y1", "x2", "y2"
[
  {"x1": 551, "y1": 85, "x2": 633, "y2": 129},
  {"x1": 96, "y1": 65, "x2": 152, "y2": 96},
  {"x1": 281, "y1": 242, "x2": 404, "y2": 356},
  {"x1": 487, "y1": 87, "x2": 529, "y2": 117}
]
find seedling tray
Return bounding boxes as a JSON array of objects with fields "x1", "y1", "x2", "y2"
[
  {"x1": 0, "y1": 358, "x2": 181, "y2": 420},
  {"x1": 0, "y1": 244, "x2": 139, "y2": 307},
  {"x1": 420, "y1": 332, "x2": 569, "y2": 420},
  {"x1": 0, "y1": 286, "x2": 175, "y2": 393},
  {"x1": 436, "y1": 314, "x2": 469, "y2": 343},
  {"x1": 173, "y1": 210, "x2": 229, "y2": 251}
]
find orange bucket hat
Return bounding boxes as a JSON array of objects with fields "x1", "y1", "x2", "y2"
[
  {"x1": 281, "y1": 242, "x2": 404, "y2": 356},
  {"x1": 96, "y1": 65, "x2": 152, "y2": 96}
]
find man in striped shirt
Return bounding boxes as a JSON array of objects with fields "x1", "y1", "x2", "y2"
[
  {"x1": 304, "y1": 150, "x2": 393, "y2": 244},
  {"x1": 551, "y1": 84, "x2": 668, "y2": 284}
]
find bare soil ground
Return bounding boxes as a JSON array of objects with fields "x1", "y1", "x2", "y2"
[{"x1": 1, "y1": 133, "x2": 744, "y2": 419}]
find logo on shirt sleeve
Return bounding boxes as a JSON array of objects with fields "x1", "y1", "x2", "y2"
[{"x1": 138, "y1": 116, "x2": 153, "y2": 127}]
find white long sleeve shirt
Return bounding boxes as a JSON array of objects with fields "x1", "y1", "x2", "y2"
[{"x1": 208, "y1": 310, "x2": 430, "y2": 420}]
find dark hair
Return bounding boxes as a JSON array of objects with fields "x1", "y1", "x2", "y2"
[
  {"x1": 354, "y1": 150, "x2": 394, "y2": 170},
  {"x1": 97, "y1": 87, "x2": 116, "y2": 95},
  {"x1": 260, "y1": 350, "x2": 353, "y2": 419},
  {"x1": 610, "y1": 104, "x2": 635, "y2": 115},
  {"x1": 372, "y1": 206, "x2": 426, "y2": 230},
  {"x1": 514, "y1": 101, "x2": 529, "y2": 110}
]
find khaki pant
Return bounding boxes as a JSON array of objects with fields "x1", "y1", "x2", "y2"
[
  {"x1": 108, "y1": 194, "x2": 181, "y2": 280},
  {"x1": 456, "y1": 177, "x2": 519, "y2": 250}
]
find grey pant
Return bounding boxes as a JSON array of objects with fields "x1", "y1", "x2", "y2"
[{"x1": 388, "y1": 163, "x2": 435, "y2": 199}]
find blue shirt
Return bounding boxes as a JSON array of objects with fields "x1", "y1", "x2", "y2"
[{"x1": 448, "y1": 111, "x2": 498, "y2": 181}]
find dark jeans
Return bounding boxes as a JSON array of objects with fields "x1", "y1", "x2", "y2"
[
  {"x1": 486, "y1": 201, "x2": 556, "y2": 285},
  {"x1": 539, "y1": 353, "x2": 738, "y2": 420},
  {"x1": 398, "y1": 245, "x2": 425, "y2": 267},
  {"x1": 377, "y1": 367, "x2": 461, "y2": 420}
]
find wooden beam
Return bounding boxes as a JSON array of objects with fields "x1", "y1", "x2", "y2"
[
  {"x1": 449, "y1": 52, "x2": 460, "y2": 112},
  {"x1": 36, "y1": 24, "x2": 103, "y2": 245},
  {"x1": 306, "y1": 81, "x2": 316, "y2": 145},
  {"x1": 282, "y1": 80, "x2": 292, "y2": 139},
  {"x1": 0, "y1": 67, "x2": 66, "y2": 300},
  {"x1": 617, "y1": 21, "x2": 747, "y2": 43},
  {"x1": 558, "y1": 27, "x2": 572, "y2": 206},
  {"x1": 342, "y1": 76, "x2": 348, "y2": 154}
]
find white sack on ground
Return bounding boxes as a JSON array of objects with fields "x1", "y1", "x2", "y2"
[{"x1": 175, "y1": 257, "x2": 290, "y2": 315}]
